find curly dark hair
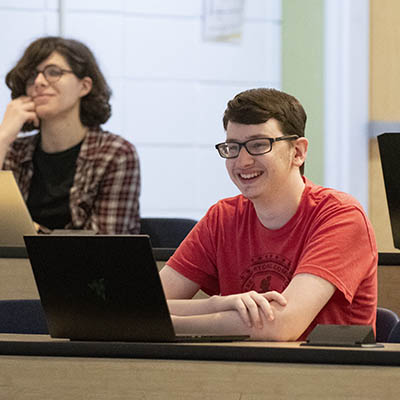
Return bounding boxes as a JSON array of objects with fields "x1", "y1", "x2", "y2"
[
  {"x1": 5, "y1": 36, "x2": 112, "y2": 131},
  {"x1": 223, "y1": 88, "x2": 307, "y2": 174}
]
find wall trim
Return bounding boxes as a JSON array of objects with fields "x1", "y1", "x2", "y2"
[{"x1": 369, "y1": 121, "x2": 400, "y2": 138}]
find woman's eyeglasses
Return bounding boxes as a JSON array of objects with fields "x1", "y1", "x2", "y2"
[{"x1": 26, "y1": 65, "x2": 74, "y2": 87}]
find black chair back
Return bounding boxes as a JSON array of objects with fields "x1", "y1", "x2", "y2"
[
  {"x1": 388, "y1": 320, "x2": 400, "y2": 342},
  {"x1": 376, "y1": 307, "x2": 400, "y2": 342},
  {"x1": 140, "y1": 217, "x2": 197, "y2": 248},
  {"x1": 0, "y1": 299, "x2": 48, "y2": 334}
]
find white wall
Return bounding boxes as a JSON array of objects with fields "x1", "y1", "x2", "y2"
[
  {"x1": 0, "y1": 0, "x2": 282, "y2": 220},
  {"x1": 323, "y1": 0, "x2": 369, "y2": 212},
  {"x1": 0, "y1": 0, "x2": 59, "y2": 118}
]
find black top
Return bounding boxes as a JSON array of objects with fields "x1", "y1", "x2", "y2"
[{"x1": 27, "y1": 139, "x2": 82, "y2": 229}]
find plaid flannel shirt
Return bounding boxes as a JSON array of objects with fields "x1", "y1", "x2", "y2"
[{"x1": 3, "y1": 129, "x2": 141, "y2": 234}]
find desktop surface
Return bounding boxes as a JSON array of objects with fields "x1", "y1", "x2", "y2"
[
  {"x1": 1, "y1": 335, "x2": 400, "y2": 400},
  {"x1": 0, "y1": 334, "x2": 400, "y2": 366}
]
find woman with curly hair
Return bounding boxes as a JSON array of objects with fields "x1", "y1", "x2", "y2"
[{"x1": 0, "y1": 36, "x2": 140, "y2": 234}]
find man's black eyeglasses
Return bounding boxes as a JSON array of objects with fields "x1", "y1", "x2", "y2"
[
  {"x1": 215, "y1": 135, "x2": 299, "y2": 159},
  {"x1": 26, "y1": 65, "x2": 74, "y2": 87}
]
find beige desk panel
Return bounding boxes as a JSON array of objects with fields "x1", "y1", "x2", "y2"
[
  {"x1": 0, "y1": 258, "x2": 167, "y2": 300},
  {"x1": 0, "y1": 258, "x2": 206, "y2": 300},
  {"x1": 0, "y1": 353, "x2": 399, "y2": 400},
  {"x1": 0, "y1": 258, "x2": 39, "y2": 299},
  {"x1": 1, "y1": 257, "x2": 399, "y2": 313},
  {"x1": 378, "y1": 265, "x2": 400, "y2": 316}
]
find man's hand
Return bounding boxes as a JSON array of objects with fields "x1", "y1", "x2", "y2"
[{"x1": 210, "y1": 291, "x2": 287, "y2": 329}]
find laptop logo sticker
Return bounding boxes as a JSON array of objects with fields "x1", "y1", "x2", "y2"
[{"x1": 88, "y1": 278, "x2": 107, "y2": 302}]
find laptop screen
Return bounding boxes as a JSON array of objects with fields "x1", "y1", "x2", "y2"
[
  {"x1": 0, "y1": 171, "x2": 36, "y2": 249},
  {"x1": 23, "y1": 234, "x2": 177, "y2": 341},
  {"x1": 377, "y1": 132, "x2": 400, "y2": 249}
]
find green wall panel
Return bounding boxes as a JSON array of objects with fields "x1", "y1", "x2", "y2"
[{"x1": 282, "y1": 0, "x2": 324, "y2": 184}]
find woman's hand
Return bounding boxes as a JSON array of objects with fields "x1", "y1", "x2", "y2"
[
  {"x1": 0, "y1": 96, "x2": 39, "y2": 145},
  {"x1": 211, "y1": 291, "x2": 287, "y2": 329}
]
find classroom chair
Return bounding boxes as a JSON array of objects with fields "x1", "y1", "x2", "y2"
[
  {"x1": 376, "y1": 306, "x2": 400, "y2": 342},
  {"x1": 140, "y1": 217, "x2": 198, "y2": 248},
  {"x1": 0, "y1": 299, "x2": 48, "y2": 334},
  {"x1": 388, "y1": 320, "x2": 400, "y2": 343}
]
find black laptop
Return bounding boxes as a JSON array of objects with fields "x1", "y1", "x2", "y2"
[
  {"x1": 377, "y1": 132, "x2": 400, "y2": 249},
  {"x1": 23, "y1": 234, "x2": 248, "y2": 342}
]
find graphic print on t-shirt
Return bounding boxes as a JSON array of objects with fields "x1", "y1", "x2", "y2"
[{"x1": 240, "y1": 253, "x2": 294, "y2": 293}]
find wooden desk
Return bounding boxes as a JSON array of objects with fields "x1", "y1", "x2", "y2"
[{"x1": 0, "y1": 335, "x2": 400, "y2": 399}]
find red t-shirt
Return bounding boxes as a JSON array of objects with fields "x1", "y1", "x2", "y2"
[{"x1": 167, "y1": 177, "x2": 378, "y2": 340}]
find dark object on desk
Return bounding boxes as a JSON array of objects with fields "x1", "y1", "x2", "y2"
[
  {"x1": 376, "y1": 307, "x2": 400, "y2": 342},
  {"x1": 378, "y1": 252, "x2": 400, "y2": 265},
  {"x1": 0, "y1": 246, "x2": 29, "y2": 258},
  {"x1": 0, "y1": 299, "x2": 48, "y2": 334},
  {"x1": 23, "y1": 234, "x2": 248, "y2": 343},
  {"x1": 302, "y1": 324, "x2": 376, "y2": 347},
  {"x1": 140, "y1": 217, "x2": 197, "y2": 248},
  {"x1": 378, "y1": 132, "x2": 400, "y2": 250}
]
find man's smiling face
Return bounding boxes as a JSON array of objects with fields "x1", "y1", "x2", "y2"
[{"x1": 225, "y1": 118, "x2": 295, "y2": 203}]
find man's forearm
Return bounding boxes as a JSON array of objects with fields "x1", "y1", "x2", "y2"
[
  {"x1": 172, "y1": 310, "x2": 248, "y2": 336},
  {"x1": 167, "y1": 297, "x2": 217, "y2": 316},
  {"x1": 172, "y1": 309, "x2": 286, "y2": 340}
]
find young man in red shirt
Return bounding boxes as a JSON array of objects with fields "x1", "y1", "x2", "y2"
[{"x1": 160, "y1": 88, "x2": 377, "y2": 341}]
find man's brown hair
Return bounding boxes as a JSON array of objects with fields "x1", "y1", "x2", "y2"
[{"x1": 223, "y1": 88, "x2": 307, "y2": 174}]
